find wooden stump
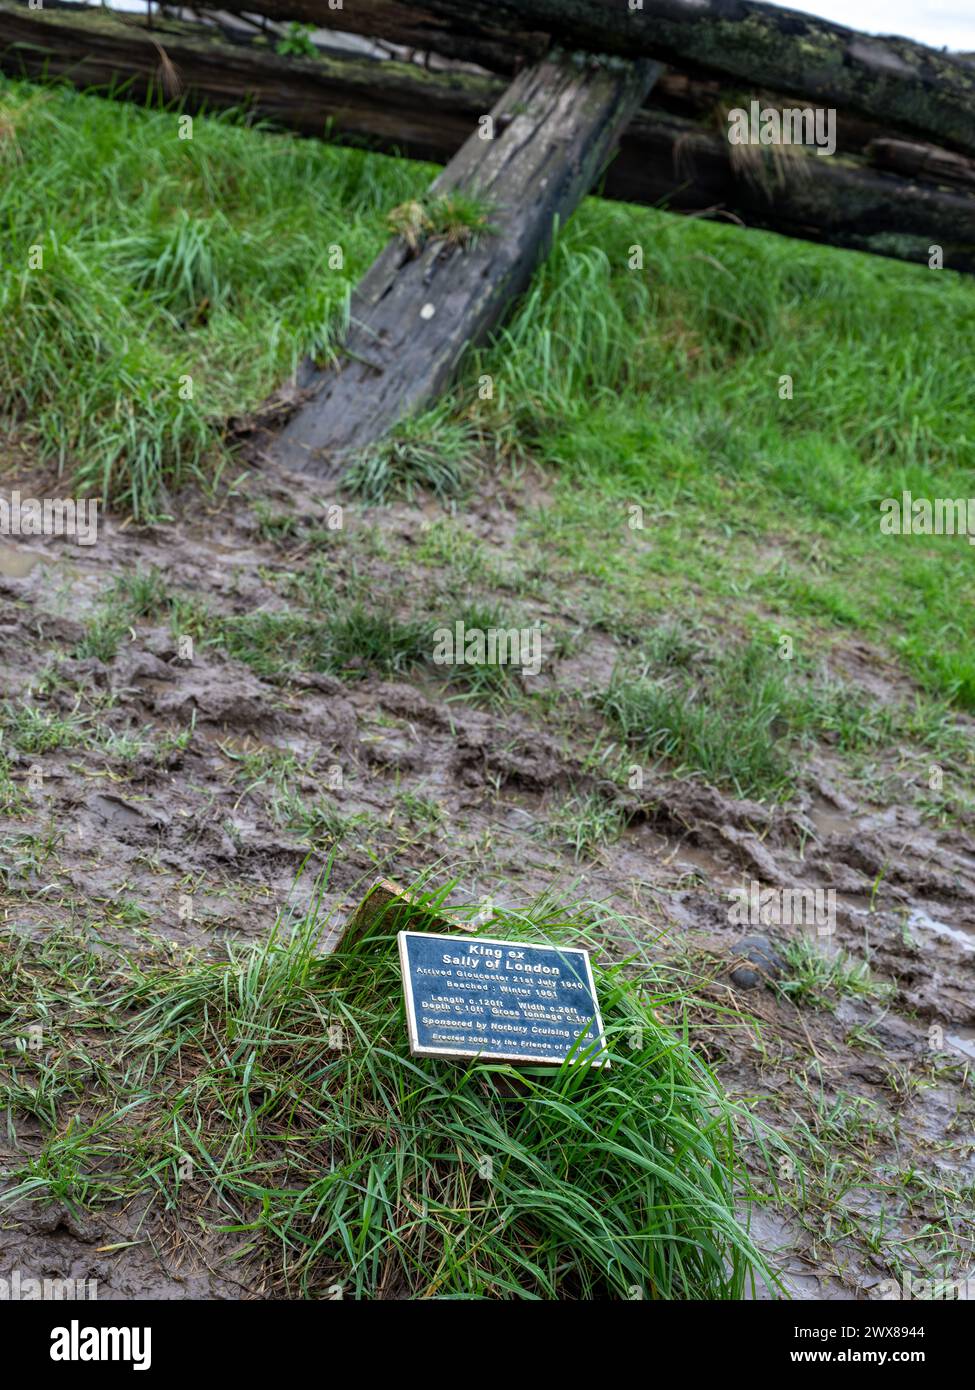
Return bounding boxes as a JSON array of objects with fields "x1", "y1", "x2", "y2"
[
  {"x1": 269, "y1": 53, "x2": 659, "y2": 475},
  {"x1": 333, "y1": 878, "x2": 453, "y2": 955}
]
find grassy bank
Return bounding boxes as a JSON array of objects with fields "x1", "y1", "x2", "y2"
[
  {"x1": 2, "y1": 76, "x2": 974, "y2": 711},
  {"x1": 0, "y1": 77, "x2": 422, "y2": 514},
  {"x1": 0, "y1": 876, "x2": 775, "y2": 1299}
]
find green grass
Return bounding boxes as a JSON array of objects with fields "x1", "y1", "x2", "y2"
[
  {"x1": 434, "y1": 601, "x2": 530, "y2": 705},
  {"x1": 109, "y1": 566, "x2": 172, "y2": 618},
  {"x1": 66, "y1": 564, "x2": 430, "y2": 683},
  {"x1": 598, "y1": 633, "x2": 975, "y2": 802},
  {"x1": 385, "y1": 190, "x2": 496, "y2": 253},
  {"x1": 213, "y1": 605, "x2": 428, "y2": 683},
  {"x1": 344, "y1": 412, "x2": 477, "y2": 504},
  {"x1": 269, "y1": 789, "x2": 371, "y2": 847},
  {"x1": 0, "y1": 701, "x2": 91, "y2": 755},
  {"x1": 601, "y1": 640, "x2": 796, "y2": 801},
  {"x1": 71, "y1": 561, "x2": 548, "y2": 711},
  {"x1": 413, "y1": 518, "x2": 504, "y2": 590},
  {"x1": 467, "y1": 216, "x2": 975, "y2": 710},
  {"x1": 0, "y1": 750, "x2": 23, "y2": 814},
  {"x1": 0, "y1": 875, "x2": 776, "y2": 1299},
  {"x1": 5, "y1": 73, "x2": 975, "y2": 723},
  {"x1": 0, "y1": 76, "x2": 427, "y2": 516},
  {"x1": 543, "y1": 791, "x2": 630, "y2": 861},
  {"x1": 777, "y1": 939, "x2": 893, "y2": 1011}
]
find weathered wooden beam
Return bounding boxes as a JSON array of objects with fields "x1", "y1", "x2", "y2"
[
  {"x1": 269, "y1": 52, "x2": 660, "y2": 473},
  {"x1": 0, "y1": 1, "x2": 498, "y2": 164},
  {"x1": 866, "y1": 138, "x2": 975, "y2": 191},
  {"x1": 203, "y1": 0, "x2": 975, "y2": 158},
  {"x1": 2, "y1": 7, "x2": 972, "y2": 274},
  {"x1": 617, "y1": 112, "x2": 975, "y2": 272}
]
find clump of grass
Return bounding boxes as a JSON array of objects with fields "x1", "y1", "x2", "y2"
[
  {"x1": 221, "y1": 741, "x2": 304, "y2": 798},
  {"x1": 218, "y1": 602, "x2": 426, "y2": 682},
  {"x1": 543, "y1": 791, "x2": 630, "y2": 861},
  {"x1": 0, "y1": 75, "x2": 426, "y2": 515},
  {"x1": 777, "y1": 938, "x2": 892, "y2": 1011},
  {"x1": 642, "y1": 622, "x2": 708, "y2": 671},
  {"x1": 0, "y1": 751, "x2": 24, "y2": 814},
  {"x1": 270, "y1": 790, "x2": 368, "y2": 846},
  {"x1": 414, "y1": 517, "x2": 501, "y2": 590},
  {"x1": 321, "y1": 601, "x2": 427, "y2": 677},
  {"x1": 112, "y1": 210, "x2": 230, "y2": 324},
  {"x1": 252, "y1": 501, "x2": 304, "y2": 544},
  {"x1": 344, "y1": 414, "x2": 477, "y2": 504},
  {"x1": 72, "y1": 564, "x2": 176, "y2": 664},
  {"x1": 0, "y1": 877, "x2": 775, "y2": 1299},
  {"x1": 0, "y1": 701, "x2": 90, "y2": 755},
  {"x1": 280, "y1": 555, "x2": 336, "y2": 610},
  {"x1": 74, "y1": 609, "x2": 132, "y2": 664},
  {"x1": 218, "y1": 611, "x2": 314, "y2": 681},
  {"x1": 434, "y1": 602, "x2": 530, "y2": 705},
  {"x1": 386, "y1": 190, "x2": 495, "y2": 254},
  {"x1": 110, "y1": 566, "x2": 172, "y2": 620},
  {"x1": 396, "y1": 790, "x2": 445, "y2": 832},
  {"x1": 601, "y1": 639, "x2": 796, "y2": 801},
  {"x1": 93, "y1": 726, "x2": 151, "y2": 761}
]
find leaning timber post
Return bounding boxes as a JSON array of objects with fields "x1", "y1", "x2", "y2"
[{"x1": 269, "y1": 52, "x2": 660, "y2": 475}]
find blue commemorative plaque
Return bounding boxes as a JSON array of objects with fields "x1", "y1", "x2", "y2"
[{"x1": 398, "y1": 930, "x2": 608, "y2": 1066}]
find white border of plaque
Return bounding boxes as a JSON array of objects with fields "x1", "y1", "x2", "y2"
[{"x1": 398, "y1": 930, "x2": 609, "y2": 1066}]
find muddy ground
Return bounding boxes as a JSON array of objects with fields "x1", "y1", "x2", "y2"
[{"x1": 1, "y1": 436, "x2": 973, "y2": 1300}]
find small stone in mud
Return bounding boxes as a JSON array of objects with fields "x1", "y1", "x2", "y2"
[{"x1": 729, "y1": 934, "x2": 785, "y2": 989}]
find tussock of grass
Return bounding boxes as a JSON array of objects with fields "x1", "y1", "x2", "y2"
[
  {"x1": 219, "y1": 604, "x2": 427, "y2": 682},
  {"x1": 543, "y1": 791, "x2": 630, "y2": 861},
  {"x1": 386, "y1": 191, "x2": 495, "y2": 254},
  {"x1": 435, "y1": 601, "x2": 528, "y2": 705},
  {"x1": 601, "y1": 640, "x2": 796, "y2": 801},
  {"x1": 344, "y1": 413, "x2": 477, "y2": 504},
  {"x1": 777, "y1": 939, "x2": 892, "y2": 1011},
  {"x1": 0, "y1": 878, "x2": 775, "y2": 1299},
  {"x1": 0, "y1": 76, "x2": 427, "y2": 516}
]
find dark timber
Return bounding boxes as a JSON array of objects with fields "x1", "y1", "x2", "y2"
[
  {"x1": 0, "y1": 2, "x2": 498, "y2": 167},
  {"x1": 3, "y1": 7, "x2": 972, "y2": 274},
  {"x1": 269, "y1": 53, "x2": 659, "y2": 474},
  {"x1": 203, "y1": 0, "x2": 975, "y2": 159}
]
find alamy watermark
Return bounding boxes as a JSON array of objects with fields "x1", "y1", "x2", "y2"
[
  {"x1": 1, "y1": 1269, "x2": 98, "y2": 1300},
  {"x1": 432, "y1": 621, "x2": 543, "y2": 677},
  {"x1": 728, "y1": 880, "x2": 836, "y2": 937},
  {"x1": 0, "y1": 491, "x2": 99, "y2": 546},
  {"x1": 727, "y1": 101, "x2": 836, "y2": 157},
  {"x1": 50, "y1": 1320, "x2": 150, "y2": 1370},
  {"x1": 880, "y1": 491, "x2": 975, "y2": 545},
  {"x1": 875, "y1": 1270, "x2": 974, "y2": 1300}
]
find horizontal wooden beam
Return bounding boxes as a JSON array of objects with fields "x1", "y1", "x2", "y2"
[
  {"x1": 0, "y1": 2, "x2": 499, "y2": 164},
  {"x1": 203, "y1": 0, "x2": 975, "y2": 158},
  {"x1": 2, "y1": 6, "x2": 972, "y2": 274}
]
